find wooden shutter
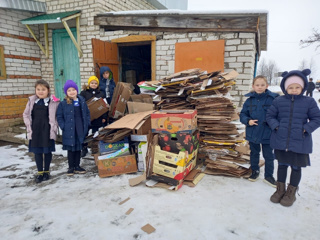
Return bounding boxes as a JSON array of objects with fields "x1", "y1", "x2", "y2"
[
  {"x1": 175, "y1": 40, "x2": 225, "y2": 73},
  {"x1": 92, "y1": 39, "x2": 119, "y2": 83}
]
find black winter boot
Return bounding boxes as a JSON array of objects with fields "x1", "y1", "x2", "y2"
[
  {"x1": 270, "y1": 182, "x2": 286, "y2": 203},
  {"x1": 42, "y1": 171, "x2": 50, "y2": 181},
  {"x1": 248, "y1": 170, "x2": 260, "y2": 182},
  {"x1": 35, "y1": 171, "x2": 44, "y2": 183}
]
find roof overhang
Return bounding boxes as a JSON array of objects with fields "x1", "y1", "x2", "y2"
[
  {"x1": 21, "y1": 10, "x2": 81, "y2": 24},
  {"x1": 94, "y1": 10, "x2": 268, "y2": 52},
  {"x1": 20, "y1": 11, "x2": 83, "y2": 58}
]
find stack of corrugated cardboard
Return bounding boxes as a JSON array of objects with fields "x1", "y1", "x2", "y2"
[{"x1": 139, "y1": 69, "x2": 251, "y2": 178}]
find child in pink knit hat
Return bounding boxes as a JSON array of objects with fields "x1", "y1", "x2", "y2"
[{"x1": 266, "y1": 69, "x2": 320, "y2": 207}]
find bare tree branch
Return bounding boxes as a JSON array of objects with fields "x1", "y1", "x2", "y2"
[{"x1": 300, "y1": 28, "x2": 320, "y2": 50}]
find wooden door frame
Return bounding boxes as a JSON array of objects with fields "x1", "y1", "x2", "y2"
[{"x1": 111, "y1": 35, "x2": 156, "y2": 81}]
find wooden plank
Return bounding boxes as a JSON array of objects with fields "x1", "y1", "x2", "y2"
[
  {"x1": 151, "y1": 40, "x2": 156, "y2": 81},
  {"x1": 76, "y1": 16, "x2": 81, "y2": 58},
  {"x1": 102, "y1": 26, "x2": 257, "y2": 33},
  {"x1": 95, "y1": 16, "x2": 258, "y2": 30},
  {"x1": 61, "y1": 20, "x2": 83, "y2": 57},
  {"x1": 111, "y1": 35, "x2": 156, "y2": 43},
  {"x1": 25, "y1": 24, "x2": 46, "y2": 56},
  {"x1": 44, "y1": 24, "x2": 49, "y2": 58}
]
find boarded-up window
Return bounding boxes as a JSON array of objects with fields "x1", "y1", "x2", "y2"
[
  {"x1": 0, "y1": 45, "x2": 6, "y2": 80},
  {"x1": 175, "y1": 40, "x2": 225, "y2": 73}
]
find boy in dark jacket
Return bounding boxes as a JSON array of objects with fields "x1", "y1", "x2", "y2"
[
  {"x1": 99, "y1": 66, "x2": 116, "y2": 105},
  {"x1": 240, "y1": 75, "x2": 279, "y2": 187},
  {"x1": 267, "y1": 69, "x2": 320, "y2": 207}
]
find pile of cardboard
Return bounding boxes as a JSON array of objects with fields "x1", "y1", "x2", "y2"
[
  {"x1": 138, "y1": 69, "x2": 251, "y2": 178},
  {"x1": 92, "y1": 111, "x2": 153, "y2": 178}
]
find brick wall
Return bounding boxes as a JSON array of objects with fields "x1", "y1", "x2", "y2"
[
  {"x1": 100, "y1": 30, "x2": 257, "y2": 107},
  {"x1": 0, "y1": 9, "x2": 41, "y2": 128}
]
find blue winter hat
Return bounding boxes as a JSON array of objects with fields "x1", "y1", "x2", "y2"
[{"x1": 64, "y1": 80, "x2": 78, "y2": 95}]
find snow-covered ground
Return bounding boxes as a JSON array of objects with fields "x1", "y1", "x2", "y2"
[{"x1": 0, "y1": 88, "x2": 319, "y2": 240}]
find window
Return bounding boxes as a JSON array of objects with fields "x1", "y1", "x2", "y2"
[{"x1": 0, "y1": 45, "x2": 6, "y2": 80}]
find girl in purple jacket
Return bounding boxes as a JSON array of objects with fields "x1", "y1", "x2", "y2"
[
  {"x1": 266, "y1": 69, "x2": 320, "y2": 207},
  {"x1": 23, "y1": 79, "x2": 60, "y2": 183}
]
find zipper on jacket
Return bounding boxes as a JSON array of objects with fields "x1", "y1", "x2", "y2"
[{"x1": 286, "y1": 96, "x2": 294, "y2": 151}]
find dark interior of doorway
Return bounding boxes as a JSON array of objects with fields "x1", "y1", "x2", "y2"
[{"x1": 118, "y1": 43, "x2": 151, "y2": 87}]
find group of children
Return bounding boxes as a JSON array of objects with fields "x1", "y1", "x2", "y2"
[
  {"x1": 23, "y1": 68, "x2": 320, "y2": 207},
  {"x1": 240, "y1": 69, "x2": 320, "y2": 207},
  {"x1": 23, "y1": 67, "x2": 115, "y2": 180}
]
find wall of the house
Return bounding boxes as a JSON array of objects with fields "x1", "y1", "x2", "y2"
[
  {"x1": 99, "y1": 30, "x2": 256, "y2": 107},
  {"x1": 0, "y1": 0, "x2": 156, "y2": 134},
  {"x1": 0, "y1": 9, "x2": 42, "y2": 134},
  {"x1": 39, "y1": 0, "x2": 156, "y2": 92},
  {"x1": 0, "y1": 0, "x2": 256, "y2": 135}
]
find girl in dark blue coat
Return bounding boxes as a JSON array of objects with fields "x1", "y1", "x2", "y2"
[
  {"x1": 240, "y1": 75, "x2": 279, "y2": 186},
  {"x1": 266, "y1": 69, "x2": 320, "y2": 207},
  {"x1": 56, "y1": 80, "x2": 91, "y2": 176}
]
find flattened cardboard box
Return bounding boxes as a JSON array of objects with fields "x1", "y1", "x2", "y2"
[
  {"x1": 130, "y1": 94, "x2": 153, "y2": 104},
  {"x1": 131, "y1": 117, "x2": 151, "y2": 142},
  {"x1": 105, "y1": 111, "x2": 154, "y2": 143},
  {"x1": 86, "y1": 97, "x2": 109, "y2": 121},
  {"x1": 109, "y1": 82, "x2": 132, "y2": 119},
  {"x1": 146, "y1": 178, "x2": 184, "y2": 191},
  {"x1": 95, "y1": 154, "x2": 137, "y2": 178},
  {"x1": 127, "y1": 101, "x2": 154, "y2": 114},
  {"x1": 151, "y1": 110, "x2": 197, "y2": 133}
]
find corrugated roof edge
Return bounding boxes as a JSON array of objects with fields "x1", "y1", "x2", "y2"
[{"x1": 0, "y1": 0, "x2": 46, "y2": 13}]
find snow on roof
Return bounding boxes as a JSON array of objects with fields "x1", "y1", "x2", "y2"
[{"x1": 99, "y1": 9, "x2": 268, "y2": 16}]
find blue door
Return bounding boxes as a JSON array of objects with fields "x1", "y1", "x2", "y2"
[{"x1": 52, "y1": 28, "x2": 80, "y2": 100}]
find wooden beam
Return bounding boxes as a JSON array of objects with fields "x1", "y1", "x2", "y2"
[
  {"x1": 61, "y1": 12, "x2": 81, "y2": 22},
  {"x1": 111, "y1": 35, "x2": 156, "y2": 43},
  {"x1": 25, "y1": 24, "x2": 47, "y2": 57},
  {"x1": 104, "y1": 26, "x2": 257, "y2": 33},
  {"x1": 151, "y1": 40, "x2": 156, "y2": 81},
  {"x1": 62, "y1": 20, "x2": 83, "y2": 57},
  {"x1": 44, "y1": 24, "x2": 49, "y2": 58},
  {"x1": 76, "y1": 16, "x2": 81, "y2": 58},
  {"x1": 95, "y1": 16, "x2": 258, "y2": 31}
]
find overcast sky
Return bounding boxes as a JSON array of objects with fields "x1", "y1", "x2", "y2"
[{"x1": 188, "y1": 0, "x2": 320, "y2": 80}]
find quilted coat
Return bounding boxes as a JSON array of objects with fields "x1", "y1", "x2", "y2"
[
  {"x1": 56, "y1": 95, "x2": 91, "y2": 147},
  {"x1": 266, "y1": 69, "x2": 320, "y2": 154},
  {"x1": 240, "y1": 89, "x2": 279, "y2": 144}
]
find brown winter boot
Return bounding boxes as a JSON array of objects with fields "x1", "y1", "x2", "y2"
[
  {"x1": 280, "y1": 185, "x2": 298, "y2": 207},
  {"x1": 270, "y1": 182, "x2": 286, "y2": 203}
]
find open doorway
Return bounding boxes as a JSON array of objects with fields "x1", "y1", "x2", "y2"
[{"x1": 118, "y1": 43, "x2": 151, "y2": 86}]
